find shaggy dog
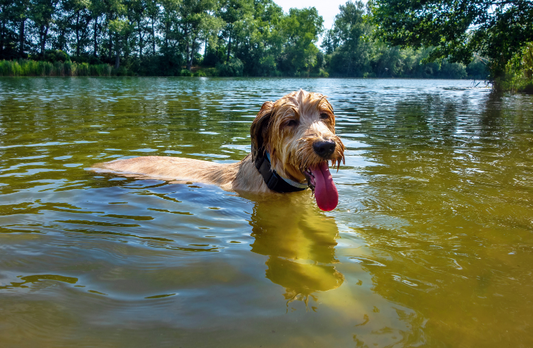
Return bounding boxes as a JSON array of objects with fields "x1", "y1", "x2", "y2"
[{"x1": 93, "y1": 90, "x2": 345, "y2": 211}]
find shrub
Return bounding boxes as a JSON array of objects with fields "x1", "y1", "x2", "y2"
[
  {"x1": 500, "y1": 42, "x2": 533, "y2": 93},
  {"x1": 180, "y1": 69, "x2": 194, "y2": 77},
  {"x1": 216, "y1": 58, "x2": 244, "y2": 77},
  {"x1": 45, "y1": 49, "x2": 70, "y2": 63},
  {"x1": 466, "y1": 58, "x2": 490, "y2": 80},
  {"x1": 194, "y1": 70, "x2": 207, "y2": 77},
  {"x1": 202, "y1": 67, "x2": 218, "y2": 77}
]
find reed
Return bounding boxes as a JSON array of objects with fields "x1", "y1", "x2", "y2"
[{"x1": 0, "y1": 59, "x2": 116, "y2": 77}]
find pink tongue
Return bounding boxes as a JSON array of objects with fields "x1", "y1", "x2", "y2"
[{"x1": 310, "y1": 162, "x2": 338, "y2": 211}]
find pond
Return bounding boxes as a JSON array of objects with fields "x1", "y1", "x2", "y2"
[{"x1": 1, "y1": 77, "x2": 532, "y2": 347}]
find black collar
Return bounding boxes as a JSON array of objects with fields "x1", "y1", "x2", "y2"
[{"x1": 254, "y1": 150, "x2": 308, "y2": 193}]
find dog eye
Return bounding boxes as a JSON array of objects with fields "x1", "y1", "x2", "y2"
[
  {"x1": 320, "y1": 113, "x2": 330, "y2": 120},
  {"x1": 287, "y1": 120, "x2": 298, "y2": 127}
]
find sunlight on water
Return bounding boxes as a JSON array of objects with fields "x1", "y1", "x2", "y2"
[{"x1": 1, "y1": 77, "x2": 532, "y2": 347}]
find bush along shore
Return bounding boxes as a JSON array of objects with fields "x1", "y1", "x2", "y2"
[
  {"x1": 0, "y1": 59, "x2": 126, "y2": 77},
  {"x1": 2, "y1": 56, "x2": 531, "y2": 95},
  {"x1": 1, "y1": 53, "x2": 530, "y2": 94},
  {"x1": 2, "y1": 0, "x2": 532, "y2": 91},
  {"x1": 498, "y1": 43, "x2": 533, "y2": 94},
  {"x1": 0, "y1": 55, "x2": 488, "y2": 79},
  {"x1": 0, "y1": 44, "x2": 530, "y2": 93}
]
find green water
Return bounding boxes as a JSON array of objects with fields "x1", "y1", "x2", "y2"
[{"x1": 1, "y1": 77, "x2": 532, "y2": 347}]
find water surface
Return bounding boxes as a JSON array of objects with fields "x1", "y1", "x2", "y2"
[{"x1": 1, "y1": 77, "x2": 532, "y2": 347}]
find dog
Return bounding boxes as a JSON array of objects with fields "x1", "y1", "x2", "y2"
[{"x1": 92, "y1": 90, "x2": 345, "y2": 211}]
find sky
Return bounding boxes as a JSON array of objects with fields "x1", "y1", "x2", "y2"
[{"x1": 276, "y1": 0, "x2": 347, "y2": 30}]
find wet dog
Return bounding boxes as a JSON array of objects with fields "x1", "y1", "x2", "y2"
[{"x1": 93, "y1": 90, "x2": 345, "y2": 211}]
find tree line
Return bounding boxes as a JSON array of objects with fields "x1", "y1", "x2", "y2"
[
  {"x1": 0, "y1": 0, "x2": 493, "y2": 78},
  {"x1": 372, "y1": 0, "x2": 533, "y2": 91}
]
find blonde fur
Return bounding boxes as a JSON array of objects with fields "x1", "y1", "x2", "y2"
[{"x1": 92, "y1": 90, "x2": 345, "y2": 194}]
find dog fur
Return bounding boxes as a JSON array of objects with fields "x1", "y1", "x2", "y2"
[{"x1": 93, "y1": 90, "x2": 345, "y2": 196}]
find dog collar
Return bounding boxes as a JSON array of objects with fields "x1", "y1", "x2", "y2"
[{"x1": 254, "y1": 151, "x2": 308, "y2": 193}]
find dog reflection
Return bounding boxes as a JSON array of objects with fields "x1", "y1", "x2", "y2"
[{"x1": 248, "y1": 193, "x2": 344, "y2": 307}]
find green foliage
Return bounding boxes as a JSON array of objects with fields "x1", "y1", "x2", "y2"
[
  {"x1": 231, "y1": 0, "x2": 285, "y2": 76},
  {"x1": 0, "y1": 59, "x2": 115, "y2": 76},
  {"x1": 180, "y1": 68, "x2": 194, "y2": 77},
  {"x1": 466, "y1": 58, "x2": 490, "y2": 80},
  {"x1": 34, "y1": 49, "x2": 71, "y2": 63},
  {"x1": 277, "y1": 7, "x2": 323, "y2": 76},
  {"x1": 193, "y1": 70, "x2": 207, "y2": 77},
  {"x1": 326, "y1": 1, "x2": 371, "y2": 77},
  {"x1": 500, "y1": 43, "x2": 533, "y2": 94},
  {"x1": 0, "y1": 0, "x2": 498, "y2": 80},
  {"x1": 371, "y1": 0, "x2": 533, "y2": 80},
  {"x1": 91, "y1": 64, "x2": 113, "y2": 76},
  {"x1": 198, "y1": 67, "x2": 217, "y2": 77},
  {"x1": 216, "y1": 58, "x2": 244, "y2": 77},
  {"x1": 522, "y1": 43, "x2": 533, "y2": 80},
  {"x1": 323, "y1": 1, "x2": 487, "y2": 80},
  {"x1": 76, "y1": 62, "x2": 90, "y2": 75},
  {"x1": 439, "y1": 62, "x2": 467, "y2": 79}
]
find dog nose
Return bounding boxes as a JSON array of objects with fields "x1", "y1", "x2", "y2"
[{"x1": 313, "y1": 140, "x2": 336, "y2": 158}]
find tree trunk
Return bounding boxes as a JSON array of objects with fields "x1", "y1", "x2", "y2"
[
  {"x1": 138, "y1": 24, "x2": 143, "y2": 59},
  {"x1": 0, "y1": 20, "x2": 5, "y2": 57},
  {"x1": 76, "y1": 11, "x2": 80, "y2": 56},
  {"x1": 164, "y1": 21, "x2": 169, "y2": 51},
  {"x1": 188, "y1": 33, "x2": 198, "y2": 71},
  {"x1": 57, "y1": 26, "x2": 66, "y2": 51},
  {"x1": 108, "y1": 25, "x2": 113, "y2": 62},
  {"x1": 151, "y1": 18, "x2": 156, "y2": 55},
  {"x1": 40, "y1": 25, "x2": 49, "y2": 58},
  {"x1": 185, "y1": 28, "x2": 191, "y2": 70},
  {"x1": 226, "y1": 30, "x2": 232, "y2": 63},
  {"x1": 19, "y1": 19, "x2": 25, "y2": 57},
  {"x1": 115, "y1": 50, "x2": 120, "y2": 69},
  {"x1": 115, "y1": 35, "x2": 120, "y2": 69},
  {"x1": 93, "y1": 17, "x2": 98, "y2": 56}
]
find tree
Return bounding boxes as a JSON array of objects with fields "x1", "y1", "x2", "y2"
[
  {"x1": 11, "y1": 0, "x2": 31, "y2": 57},
  {"x1": 57, "y1": 0, "x2": 92, "y2": 56},
  {"x1": 234, "y1": 0, "x2": 284, "y2": 76},
  {"x1": 218, "y1": 0, "x2": 254, "y2": 63},
  {"x1": 88, "y1": 0, "x2": 106, "y2": 58},
  {"x1": 0, "y1": 0, "x2": 24, "y2": 59},
  {"x1": 126, "y1": 0, "x2": 148, "y2": 59},
  {"x1": 102, "y1": 0, "x2": 128, "y2": 68},
  {"x1": 109, "y1": 18, "x2": 130, "y2": 69},
  {"x1": 31, "y1": 0, "x2": 61, "y2": 58},
  {"x1": 278, "y1": 7, "x2": 323, "y2": 76},
  {"x1": 143, "y1": 0, "x2": 159, "y2": 56},
  {"x1": 321, "y1": 29, "x2": 338, "y2": 55},
  {"x1": 327, "y1": 0, "x2": 372, "y2": 77},
  {"x1": 178, "y1": 0, "x2": 222, "y2": 71},
  {"x1": 371, "y1": 0, "x2": 533, "y2": 79}
]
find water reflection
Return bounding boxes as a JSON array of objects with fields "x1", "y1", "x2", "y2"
[
  {"x1": 2, "y1": 77, "x2": 533, "y2": 347},
  {"x1": 248, "y1": 193, "x2": 343, "y2": 307},
  {"x1": 342, "y1": 90, "x2": 533, "y2": 346}
]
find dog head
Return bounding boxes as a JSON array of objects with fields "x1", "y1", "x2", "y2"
[{"x1": 251, "y1": 90, "x2": 345, "y2": 211}]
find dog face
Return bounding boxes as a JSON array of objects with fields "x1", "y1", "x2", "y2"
[{"x1": 251, "y1": 90, "x2": 345, "y2": 211}]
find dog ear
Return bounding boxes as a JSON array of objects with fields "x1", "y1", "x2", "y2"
[{"x1": 251, "y1": 101, "x2": 273, "y2": 161}]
